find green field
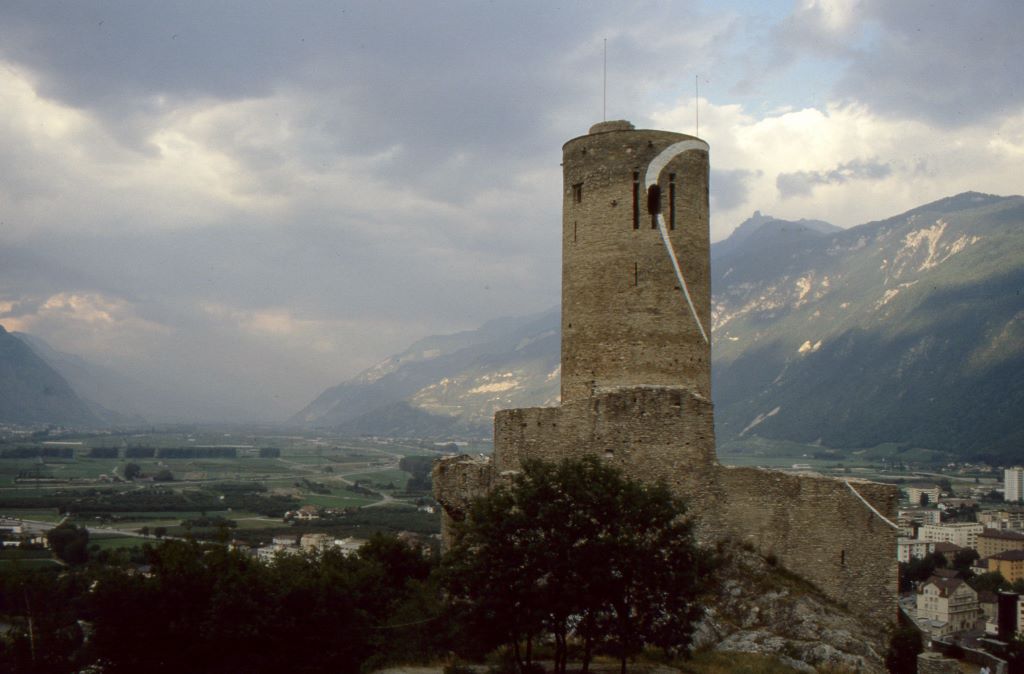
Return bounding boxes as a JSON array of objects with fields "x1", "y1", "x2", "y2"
[
  {"x1": 345, "y1": 469, "x2": 410, "y2": 491},
  {"x1": 299, "y1": 493, "x2": 380, "y2": 509},
  {"x1": 0, "y1": 508, "x2": 63, "y2": 522},
  {"x1": 89, "y1": 534, "x2": 150, "y2": 551},
  {"x1": 0, "y1": 432, "x2": 445, "y2": 541}
]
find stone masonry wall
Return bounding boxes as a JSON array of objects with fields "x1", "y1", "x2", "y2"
[
  {"x1": 707, "y1": 466, "x2": 899, "y2": 624},
  {"x1": 560, "y1": 123, "x2": 711, "y2": 403},
  {"x1": 478, "y1": 384, "x2": 899, "y2": 624}
]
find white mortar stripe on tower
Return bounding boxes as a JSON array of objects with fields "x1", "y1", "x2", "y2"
[{"x1": 644, "y1": 139, "x2": 710, "y2": 344}]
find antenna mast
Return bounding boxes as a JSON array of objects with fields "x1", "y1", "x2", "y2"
[
  {"x1": 695, "y1": 75, "x2": 699, "y2": 137},
  {"x1": 603, "y1": 38, "x2": 607, "y2": 121}
]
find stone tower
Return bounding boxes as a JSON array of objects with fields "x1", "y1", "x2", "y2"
[
  {"x1": 561, "y1": 120, "x2": 711, "y2": 403},
  {"x1": 435, "y1": 121, "x2": 899, "y2": 627}
]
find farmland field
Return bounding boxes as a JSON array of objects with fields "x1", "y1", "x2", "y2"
[{"x1": 0, "y1": 430, "x2": 446, "y2": 545}]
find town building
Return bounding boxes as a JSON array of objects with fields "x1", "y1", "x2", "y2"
[
  {"x1": 898, "y1": 537, "x2": 934, "y2": 563},
  {"x1": 978, "y1": 591, "x2": 999, "y2": 623},
  {"x1": 1005, "y1": 467, "x2": 1024, "y2": 503},
  {"x1": 906, "y1": 483, "x2": 942, "y2": 506},
  {"x1": 977, "y1": 528, "x2": 1024, "y2": 558},
  {"x1": 977, "y1": 508, "x2": 1024, "y2": 531},
  {"x1": 300, "y1": 533, "x2": 331, "y2": 553},
  {"x1": 916, "y1": 575, "x2": 981, "y2": 638},
  {"x1": 986, "y1": 550, "x2": 1024, "y2": 583},
  {"x1": 931, "y1": 542, "x2": 964, "y2": 565},
  {"x1": 918, "y1": 522, "x2": 983, "y2": 550},
  {"x1": 332, "y1": 537, "x2": 366, "y2": 557},
  {"x1": 898, "y1": 508, "x2": 942, "y2": 528}
]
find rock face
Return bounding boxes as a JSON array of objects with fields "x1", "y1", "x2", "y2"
[
  {"x1": 694, "y1": 544, "x2": 888, "y2": 673},
  {"x1": 435, "y1": 121, "x2": 899, "y2": 626}
]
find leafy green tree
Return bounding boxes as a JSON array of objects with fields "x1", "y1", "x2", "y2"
[
  {"x1": 46, "y1": 523, "x2": 90, "y2": 566},
  {"x1": 899, "y1": 551, "x2": 948, "y2": 592},
  {"x1": 443, "y1": 456, "x2": 708, "y2": 674},
  {"x1": 885, "y1": 624, "x2": 922, "y2": 673},
  {"x1": 123, "y1": 462, "x2": 141, "y2": 480},
  {"x1": 968, "y1": 570, "x2": 1008, "y2": 593},
  {"x1": 952, "y1": 548, "x2": 979, "y2": 575}
]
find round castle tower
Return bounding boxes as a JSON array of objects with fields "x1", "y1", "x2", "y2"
[{"x1": 560, "y1": 120, "x2": 711, "y2": 403}]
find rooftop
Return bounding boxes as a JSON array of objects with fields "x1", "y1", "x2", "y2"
[{"x1": 980, "y1": 528, "x2": 1024, "y2": 540}]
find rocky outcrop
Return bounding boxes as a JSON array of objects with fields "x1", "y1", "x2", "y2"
[{"x1": 692, "y1": 543, "x2": 888, "y2": 673}]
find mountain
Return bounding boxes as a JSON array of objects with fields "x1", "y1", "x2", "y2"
[
  {"x1": 294, "y1": 193, "x2": 1024, "y2": 460},
  {"x1": 290, "y1": 309, "x2": 560, "y2": 436},
  {"x1": 711, "y1": 210, "x2": 841, "y2": 261},
  {"x1": 11, "y1": 332, "x2": 255, "y2": 425},
  {"x1": 0, "y1": 325, "x2": 102, "y2": 427},
  {"x1": 13, "y1": 332, "x2": 148, "y2": 425},
  {"x1": 712, "y1": 192, "x2": 1024, "y2": 462}
]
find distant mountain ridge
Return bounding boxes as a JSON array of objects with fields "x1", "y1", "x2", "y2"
[
  {"x1": 712, "y1": 191, "x2": 1024, "y2": 461},
  {"x1": 294, "y1": 192, "x2": 1024, "y2": 462},
  {"x1": 0, "y1": 325, "x2": 101, "y2": 427},
  {"x1": 290, "y1": 309, "x2": 560, "y2": 436}
]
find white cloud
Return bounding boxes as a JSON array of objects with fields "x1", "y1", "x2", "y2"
[{"x1": 652, "y1": 99, "x2": 1024, "y2": 238}]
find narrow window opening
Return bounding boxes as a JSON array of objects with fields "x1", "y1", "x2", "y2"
[
  {"x1": 647, "y1": 184, "x2": 661, "y2": 229},
  {"x1": 633, "y1": 261, "x2": 638, "y2": 286},
  {"x1": 669, "y1": 173, "x2": 676, "y2": 230},
  {"x1": 573, "y1": 221, "x2": 577, "y2": 242},
  {"x1": 572, "y1": 183, "x2": 583, "y2": 204},
  {"x1": 840, "y1": 549, "x2": 846, "y2": 566},
  {"x1": 631, "y1": 171, "x2": 639, "y2": 229}
]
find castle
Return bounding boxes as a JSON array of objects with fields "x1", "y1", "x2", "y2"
[{"x1": 435, "y1": 120, "x2": 899, "y2": 624}]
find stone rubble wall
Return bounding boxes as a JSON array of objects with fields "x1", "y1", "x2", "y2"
[
  {"x1": 708, "y1": 465, "x2": 898, "y2": 625},
  {"x1": 917, "y1": 651, "x2": 962, "y2": 674},
  {"x1": 436, "y1": 385, "x2": 898, "y2": 625}
]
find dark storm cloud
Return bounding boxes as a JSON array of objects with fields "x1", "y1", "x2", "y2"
[
  {"x1": 776, "y1": 158, "x2": 891, "y2": 199},
  {"x1": 837, "y1": 1, "x2": 1024, "y2": 126},
  {"x1": 749, "y1": 0, "x2": 1024, "y2": 126},
  {"x1": 0, "y1": 2, "x2": 646, "y2": 167}
]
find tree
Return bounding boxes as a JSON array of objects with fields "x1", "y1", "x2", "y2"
[
  {"x1": 952, "y1": 548, "x2": 979, "y2": 575},
  {"x1": 123, "y1": 462, "x2": 141, "y2": 480},
  {"x1": 443, "y1": 457, "x2": 708, "y2": 674},
  {"x1": 46, "y1": 523, "x2": 89, "y2": 566},
  {"x1": 968, "y1": 571, "x2": 1008, "y2": 593},
  {"x1": 885, "y1": 624, "x2": 922, "y2": 673}
]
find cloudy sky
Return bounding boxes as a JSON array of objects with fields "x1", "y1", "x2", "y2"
[{"x1": 1, "y1": 1, "x2": 1021, "y2": 422}]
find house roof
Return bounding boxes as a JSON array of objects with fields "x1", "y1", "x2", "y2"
[
  {"x1": 990, "y1": 549, "x2": 1024, "y2": 561},
  {"x1": 980, "y1": 528, "x2": 1024, "y2": 541},
  {"x1": 978, "y1": 591, "x2": 998, "y2": 604},
  {"x1": 917, "y1": 576, "x2": 967, "y2": 597},
  {"x1": 932, "y1": 542, "x2": 963, "y2": 553}
]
